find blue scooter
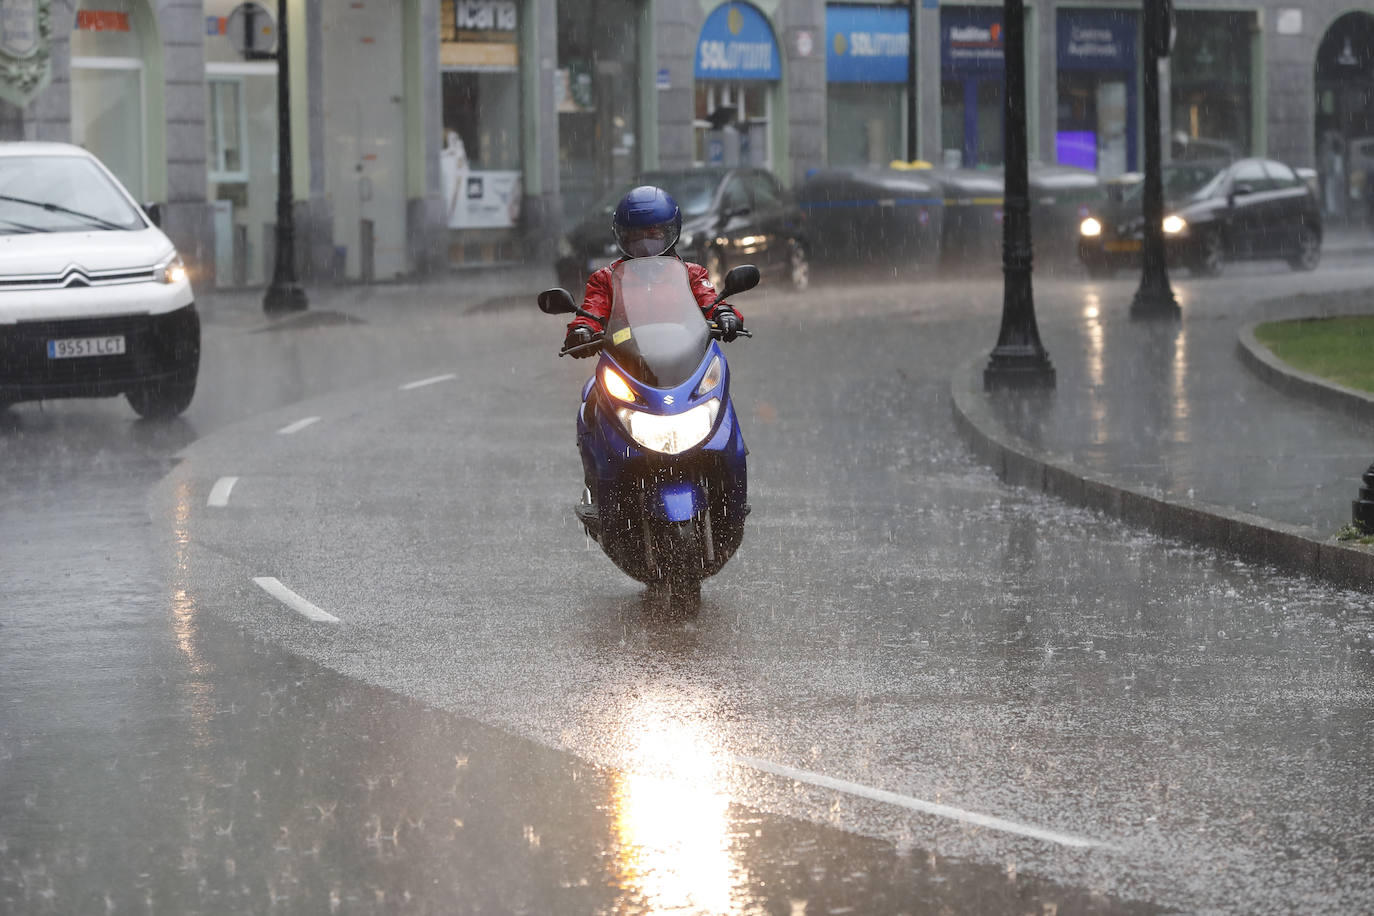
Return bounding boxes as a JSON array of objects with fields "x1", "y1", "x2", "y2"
[{"x1": 539, "y1": 256, "x2": 759, "y2": 607}]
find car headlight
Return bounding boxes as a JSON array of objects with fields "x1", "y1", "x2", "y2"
[
  {"x1": 1162, "y1": 215, "x2": 1187, "y2": 235},
  {"x1": 1079, "y1": 217, "x2": 1102, "y2": 237},
  {"x1": 601, "y1": 366, "x2": 637, "y2": 404},
  {"x1": 557, "y1": 236, "x2": 573, "y2": 259},
  {"x1": 156, "y1": 252, "x2": 187, "y2": 284},
  {"x1": 615, "y1": 398, "x2": 720, "y2": 455}
]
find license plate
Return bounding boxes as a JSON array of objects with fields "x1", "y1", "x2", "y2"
[
  {"x1": 47, "y1": 335, "x2": 126, "y2": 359},
  {"x1": 1105, "y1": 240, "x2": 1142, "y2": 253}
]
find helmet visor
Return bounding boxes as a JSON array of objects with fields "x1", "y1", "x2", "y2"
[{"x1": 618, "y1": 224, "x2": 679, "y2": 258}]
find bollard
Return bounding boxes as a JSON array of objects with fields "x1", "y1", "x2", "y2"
[
  {"x1": 360, "y1": 219, "x2": 375, "y2": 285},
  {"x1": 1355, "y1": 462, "x2": 1374, "y2": 534}
]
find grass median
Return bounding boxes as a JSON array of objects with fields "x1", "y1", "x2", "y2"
[{"x1": 1253, "y1": 315, "x2": 1374, "y2": 394}]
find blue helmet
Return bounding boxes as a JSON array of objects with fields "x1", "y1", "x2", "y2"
[{"x1": 612, "y1": 185, "x2": 682, "y2": 258}]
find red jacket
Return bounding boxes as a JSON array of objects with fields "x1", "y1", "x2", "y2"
[{"x1": 568, "y1": 256, "x2": 741, "y2": 334}]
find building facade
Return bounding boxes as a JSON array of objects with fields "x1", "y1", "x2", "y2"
[{"x1": 0, "y1": 0, "x2": 1367, "y2": 289}]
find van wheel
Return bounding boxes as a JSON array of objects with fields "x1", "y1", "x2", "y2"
[{"x1": 127, "y1": 379, "x2": 196, "y2": 419}]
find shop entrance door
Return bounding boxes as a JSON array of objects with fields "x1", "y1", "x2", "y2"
[
  {"x1": 1314, "y1": 12, "x2": 1374, "y2": 225},
  {"x1": 1057, "y1": 72, "x2": 1133, "y2": 177}
]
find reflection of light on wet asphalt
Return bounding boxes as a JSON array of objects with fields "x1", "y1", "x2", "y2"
[{"x1": 610, "y1": 698, "x2": 739, "y2": 914}]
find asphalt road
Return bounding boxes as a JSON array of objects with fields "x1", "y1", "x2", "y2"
[{"x1": 3, "y1": 258, "x2": 1373, "y2": 914}]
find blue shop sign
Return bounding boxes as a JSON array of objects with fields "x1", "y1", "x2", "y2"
[
  {"x1": 1057, "y1": 9, "x2": 1136, "y2": 71},
  {"x1": 696, "y1": 3, "x2": 781, "y2": 81},
  {"x1": 826, "y1": 5, "x2": 909, "y2": 84},
  {"x1": 941, "y1": 5, "x2": 1003, "y2": 74}
]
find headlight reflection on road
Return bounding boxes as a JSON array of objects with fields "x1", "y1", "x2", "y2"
[{"x1": 608, "y1": 698, "x2": 740, "y2": 914}]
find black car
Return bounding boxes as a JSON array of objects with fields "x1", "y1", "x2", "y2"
[
  {"x1": 555, "y1": 167, "x2": 809, "y2": 297},
  {"x1": 1077, "y1": 158, "x2": 1323, "y2": 278}
]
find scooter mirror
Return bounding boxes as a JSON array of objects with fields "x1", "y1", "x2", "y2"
[
  {"x1": 720, "y1": 264, "x2": 760, "y2": 298},
  {"x1": 538, "y1": 287, "x2": 577, "y2": 315}
]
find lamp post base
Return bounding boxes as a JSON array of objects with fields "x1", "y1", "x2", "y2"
[
  {"x1": 1130, "y1": 285, "x2": 1181, "y2": 321},
  {"x1": 984, "y1": 350, "x2": 1056, "y2": 390},
  {"x1": 263, "y1": 282, "x2": 309, "y2": 315},
  {"x1": 1354, "y1": 463, "x2": 1374, "y2": 534}
]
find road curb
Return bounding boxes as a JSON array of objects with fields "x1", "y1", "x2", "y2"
[
  {"x1": 949, "y1": 356, "x2": 1374, "y2": 591},
  {"x1": 1236, "y1": 320, "x2": 1374, "y2": 425}
]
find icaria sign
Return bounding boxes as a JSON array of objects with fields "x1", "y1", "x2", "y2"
[{"x1": 0, "y1": 0, "x2": 50, "y2": 107}]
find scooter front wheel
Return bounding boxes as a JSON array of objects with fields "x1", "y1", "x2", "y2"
[{"x1": 652, "y1": 519, "x2": 703, "y2": 616}]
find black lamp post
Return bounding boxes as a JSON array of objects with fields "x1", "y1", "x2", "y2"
[
  {"x1": 1130, "y1": 0, "x2": 1179, "y2": 320},
  {"x1": 906, "y1": 0, "x2": 917, "y2": 162},
  {"x1": 263, "y1": 0, "x2": 307, "y2": 314},
  {"x1": 984, "y1": 0, "x2": 1055, "y2": 390},
  {"x1": 1355, "y1": 461, "x2": 1374, "y2": 534}
]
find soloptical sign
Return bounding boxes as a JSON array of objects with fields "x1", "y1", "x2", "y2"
[
  {"x1": 826, "y1": 5, "x2": 908, "y2": 83},
  {"x1": 695, "y1": 2, "x2": 781, "y2": 81}
]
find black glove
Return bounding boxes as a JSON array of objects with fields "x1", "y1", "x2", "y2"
[
  {"x1": 563, "y1": 326, "x2": 596, "y2": 357},
  {"x1": 714, "y1": 306, "x2": 741, "y2": 342}
]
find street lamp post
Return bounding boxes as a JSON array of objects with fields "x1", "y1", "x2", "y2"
[
  {"x1": 263, "y1": 0, "x2": 307, "y2": 314},
  {"x1": 1355, "y1": 461, "x2": 1374, "y2": 534},
  {"x1": 984, "y1": 0, "x2": 1055, "y2": 390},
  {"x1": 906, "y1": 0, "x2": 917, "y2": 162},
  {"x1": 1130, "y1": 0, "x2": 1179, "y2": 320}
]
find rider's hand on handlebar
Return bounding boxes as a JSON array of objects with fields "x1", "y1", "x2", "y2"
[
  {"x1": 564, "y1": 326, "x2": 596, "y2": 358},
  {"x1": 714, "y1": 306, "x2": 742, "y2": 342}
]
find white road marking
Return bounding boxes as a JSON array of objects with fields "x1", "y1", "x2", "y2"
[
  {"x1": 277, "y1": 416, "x2": 321, "y2": 435},
  {"x1": 731, "y1": 755, "x2": 1110, "y2": 850},
  {"x1": 251, "y1": 577, "x2": 340, "y2": 624},
  {"x1": 207, "y1": 476, "x2": 239, "y2": 507},
  {"x1": 400, "y1": 373, "x2": 456, "y2": 390}
]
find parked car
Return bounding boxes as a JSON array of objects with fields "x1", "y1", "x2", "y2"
[
  {"x1": 555, "y1": 167, "x2": 809, "y2": 297},
  {"x1": 1077, "y1": 158, "x2": 1323, "y2": 278},
  {"x1": 0, "y1": 143, "x2": 199, "y2": 418}
]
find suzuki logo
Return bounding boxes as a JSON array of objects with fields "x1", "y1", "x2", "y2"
[{"x1": 663, "y1": 395, "x2": 675, "y2": 405}]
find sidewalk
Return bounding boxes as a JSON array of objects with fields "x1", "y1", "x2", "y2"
[{"x1": 952, "y1": 284, "x2": 1374, "y2": 590}]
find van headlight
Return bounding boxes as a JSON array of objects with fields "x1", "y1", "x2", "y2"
[
  {"x1": 1079, "y1": 217, "x2": 1102, "y2": 237},
  {"x1": 156, "y1": 253, "x2": 187, "y2": 284},
  {"x1": 615, "y1": 399, "x2": 720, "y2": 455},
  {"x1": 1162, "y1": 215, "x2": 1187, "y2": 235}
]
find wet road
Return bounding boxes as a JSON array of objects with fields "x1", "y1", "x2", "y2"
[{"x1": 3, "y1": 260, "x2": 1373, "y2": 913}]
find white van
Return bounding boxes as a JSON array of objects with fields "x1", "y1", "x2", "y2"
[{"x1": 0, "y1": 143, "x2": 198, "y2": 418}]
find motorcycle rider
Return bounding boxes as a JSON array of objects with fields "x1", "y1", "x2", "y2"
[{"x1": 562, "y1": 185, "x2": 743, "y2": 357}]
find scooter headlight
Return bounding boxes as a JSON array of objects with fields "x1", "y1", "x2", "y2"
[
  {"x1": 1162, "y1": 214, "x2": 1187, "y2": 235},
  {"x1": 695, "y1": 355, "x2": 722, "y2": 397},
  {"x1": 1079, "y1": 217, "x2": 1102, "y2": 238},
  {"x1": 601, "y1": 366, "x2": 637, "y2": 403},
  {"x1": 616, "y1": 398, "x2": 720, "y2": 455}
]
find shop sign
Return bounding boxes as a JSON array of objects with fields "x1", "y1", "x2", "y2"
[
  {"x1": 452, "y1": 0, "x2": 516, "y2": 38},
  {"x1": 940, "y1": 6, "x2": 1003, "y2": 73},
  {"x1": 695, "y1": 3, "x2": 780, "y2": 81},
  {"x1": 827, "y1": 5, "x2": 908, "y2": 83},
  {"x1": 441, "y1": 159, "x2": 521, "y2": 230},
  {"x1": 1057, "y1": 10, "x2": 1136, "y2": 71},
  {"x1": 443, "y1": 0, "x2": 517, "y2": 71},
  {"x1": 0, "y1": 0, "x2": 50, "y2": 108}
]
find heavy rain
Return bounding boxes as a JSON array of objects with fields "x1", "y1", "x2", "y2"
[{"x1": 3, "y1": 2, "x2": 1373, "y2": 914}]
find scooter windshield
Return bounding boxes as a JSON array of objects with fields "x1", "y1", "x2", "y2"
[{"x1": 605, "y1": 257, "x2": 711, "y2": 389}]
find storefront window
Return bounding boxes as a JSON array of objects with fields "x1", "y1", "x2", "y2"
[
  {"x1": 441, "y1": 0, "x2": 523, "y2": 262},
  {"x1": 1169, "y1": 11, "x2": 1253, "y2": 162},
  {"x1": 71, "y1": 0, "x2": 145, "y2": 200},
  {"x1": 556, "y1": 0, "x2": 641, "y2": 223},
  {"x1": 1314, "y1": 12, "x2": 1374, "y2": 224},
  {"x1": 204, "y1": 0, "x2": 278, "y2": 287},
  {"x1": 693, "y1": 3, "x2": 780, "y2": 170},
  {"x1": 1055, "y1": 8, "x2": 1137, "y2": 177},
  {"x1": 940, "y1": 5, "x2": 1004, "y2": 169},
  {"x1": 825, "y1": 4, "x2": 908, "y2": 168}
]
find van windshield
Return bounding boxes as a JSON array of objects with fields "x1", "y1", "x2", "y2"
[{"x1": 0, "y1": 155, "x2": 146, "y2": 234}]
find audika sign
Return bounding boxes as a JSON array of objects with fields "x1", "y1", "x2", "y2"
[
  {"x1": 941, "y1": 6, "x2": 1004, "y2": 74},
  {"x1": 0, "y1": 0, "x2": 51, "y2": 108}
]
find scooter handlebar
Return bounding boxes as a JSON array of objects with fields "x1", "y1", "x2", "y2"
[{"x1": 558, "y1": 332, "x2": 606, "y2": 358}]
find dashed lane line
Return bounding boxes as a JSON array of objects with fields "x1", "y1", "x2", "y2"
[
  {"x1": 400, "y1": 373, "x2": 457, "y2": 390},
  {"x1": 252, "y1": 577, "x2": 341, "y2": 624},
  {"x1": 731, "y1": 754, "x2": 1112, "y2": 850},
  {"x1": 277, "y1": 416, "x2": 321, "y2": 435},
  {"x1": 207, "y1": 476, "x2": 239, "y2": 507}
]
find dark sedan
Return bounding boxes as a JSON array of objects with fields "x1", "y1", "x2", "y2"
[
  {"x1": 1077, "y1": 158, "x2": 1322, "y2": 278},
  {"x1": 555, "y1": 167, "x2": 809, "y2": 297}
]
